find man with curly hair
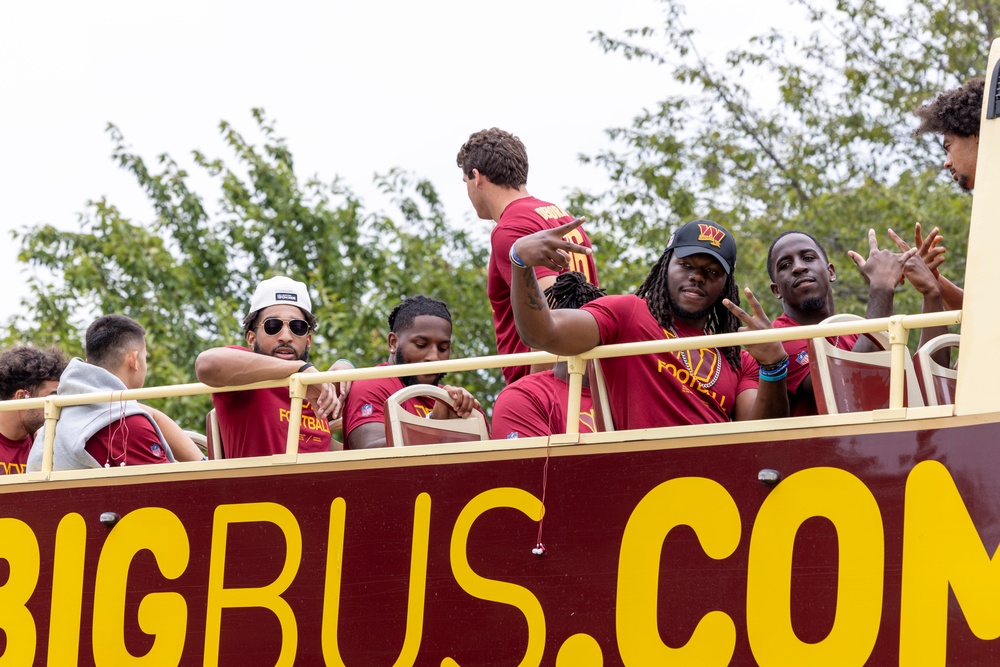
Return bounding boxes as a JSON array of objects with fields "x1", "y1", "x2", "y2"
[
  {"x1": 457, "y1": 128, "x2": 599, "y2": 384},
  {"x1": 914, "y1": 78, "x2": 984, "y2": 193},
  {"x1": 907, "y1": 78, "x2": 985, "y2": 310},
  {"x1": 0, "y1": 346, "x2": 66, "y2": 473}
]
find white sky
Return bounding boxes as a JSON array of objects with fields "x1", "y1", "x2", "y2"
[{"x1": 0, "y1": 0, "x2": 805, "y2": 323}]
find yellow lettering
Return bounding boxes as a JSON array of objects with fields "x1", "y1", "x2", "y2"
[
  {"x1": 0, "y1": 518, "x2": 40, "y2": 665},
  {"x1": 92, "y1": 508, "x2": 190, "y2": 665},
  {"x1": 900, "y1": 460, "x2": 1000, "y2": 664},
  {"x1": 322, "y1": 494, "x2": 431, "y2": 666},
  {"x1": 747, "y1": 467, "x2": 883, "y2": 665},
  {"x1": 279, "y1": 408, "x2": 290, "y2": 423},
  {"x1": 204, "y1": 502, "x2": 301, "y2": 667},
  {"x1": 48, "y1": 513, "x2": 86, "y2": 666},
  {"x1": 617, "y1": 477, "x2": 740, "y2": 665},
  {"x1": 443, "y1": 488, "x2": 545, "y2": 667}
]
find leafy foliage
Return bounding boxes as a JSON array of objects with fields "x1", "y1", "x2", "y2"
[
  {"x1": 5, "y1": 110, "x2": 498, "y2": 428},
  {"x1": 573, "y1": 0, "x2": 989, "y2": 325}
]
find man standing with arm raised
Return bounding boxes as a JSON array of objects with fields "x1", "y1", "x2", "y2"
[
  {"x1": 457, "y1": 128, "x2": 599, "y2": 384},
  {"x1": 508, "y1": 218, "x2": 789, "y2": 429}
]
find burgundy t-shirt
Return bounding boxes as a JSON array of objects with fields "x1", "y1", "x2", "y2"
[
  {"x1": 211, "y1": 346, "x2": 332, "y2": 458},
  {"x1": 0, "y1": 432, "x2": 33, "y2": 474},
  {"x1": 343, "y1": 364, "x2": 437, "y2": 440},
  {"x1": 489, "y1": 196, "x2": 599, "y2": 384},
  {"x1": 492, "y1": 370, "x2": 595, "y2": 438},
  {"x1": 581, "y1": 295, "x2": 759, "y2": 429},
  {"x1": 85, "y1": 415, "x2": 168, "y2": 467},
  {"x1": 773, "y1": 313, "x2": 859, "y2": 416}
]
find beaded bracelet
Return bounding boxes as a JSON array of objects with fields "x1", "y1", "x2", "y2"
[{"x1": 509, "y1": 244, "x2": 528, "y2": 269}]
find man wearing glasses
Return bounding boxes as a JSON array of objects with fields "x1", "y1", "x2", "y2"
[{"x1": 196, "y1": 276, "x2": 345, "y2": 458}]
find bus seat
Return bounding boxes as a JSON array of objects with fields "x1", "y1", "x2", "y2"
[
  {"x1": 384, "y1": 384, "x2": 490, "y2": 447},
  {"x1": 913, "y1": 333, "x2": 960, "y2": 406},
  {"x1": 587, "y1": 359, "x2": 615, "y2": 432},
  {"x1": 206, "y1": 409, "x2": 224, "y2": 459},
  {"x1": 807, "y1": 314, "x2": 924, "y2": 414}
]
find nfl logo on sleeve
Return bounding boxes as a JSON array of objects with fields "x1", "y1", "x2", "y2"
[{"x1": 361, "y1": 404, "x2": 373, "y2": 417}]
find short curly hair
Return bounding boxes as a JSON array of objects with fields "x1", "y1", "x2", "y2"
[
  {"x1": 388, "y1": 295, "x2": 451, "y2": 333},
  {"x1": 456, "y1": 128, "x2": 529, "y2": 189},
  {"x1": 0, "y1": 346, "x2": 68, "y2": 400},
  {"x1": 913, "y1": 78, "x2": 985, "y2": 138}
]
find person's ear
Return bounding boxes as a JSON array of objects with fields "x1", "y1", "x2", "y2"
[
  {"x1": 828, "y1": 263, "x2": 837, "y2": 283},
  {"x1": 388, "y1": 332, "x2": 399, "y2": 357},
  {"x1": 770, "y1": 282, "x2": 781, "y2": 299},
  {"x1": 15, "y1": 389, "x2": 30, "y2": 400},
  {"x1": 246, "y1": 329, "x2": 257, "y2": 349},
  {"x1": 128, "y1": 348, "x2": 141, "y2": 371}
]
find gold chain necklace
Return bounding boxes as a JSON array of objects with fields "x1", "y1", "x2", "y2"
[{"x1": 669, "y1": 327, "x2": 723, "y2": 389}]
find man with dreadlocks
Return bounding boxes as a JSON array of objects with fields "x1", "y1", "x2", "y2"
[
  {"x1": 898, "y1": 78, "x2": 986, "y2": 311},
  {"x1": 493, "y1": 272, "x2": 606, "y2": 438},
  {"x1": 508, "y1": 219, "x2": 789, "y2": 429},
  {"x1": 343, "y1": 295, "x2": 482, "y2": 449}
]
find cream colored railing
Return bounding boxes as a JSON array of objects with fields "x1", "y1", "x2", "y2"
[{"x1": 0, "y1": 309, "x2": 963, "y2": 473}]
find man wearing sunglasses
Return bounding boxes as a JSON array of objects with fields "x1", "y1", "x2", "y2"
[{"x1": 195, "y1": 276, "x2": 345, "y2": 458}]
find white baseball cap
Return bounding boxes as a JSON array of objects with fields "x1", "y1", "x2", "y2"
[{"x1": 247, "y1": 276, "x2": 313, "y2": 319}]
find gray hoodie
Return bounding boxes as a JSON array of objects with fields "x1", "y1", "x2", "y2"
[{"x1": 27, "y1": 358, "x2": 175, "y2": 471}]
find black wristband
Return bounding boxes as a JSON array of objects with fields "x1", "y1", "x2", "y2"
[
  {"x1": 298, "y1": 362, "x2": 314, "y2": 373},
  {"x1": 759, "y1": 355, "x2": 789, "y2": 372}
]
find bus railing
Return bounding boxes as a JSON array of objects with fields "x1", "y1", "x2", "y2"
[{"x1": 0, "y1": 309, "x2": 962, "y2": 473}]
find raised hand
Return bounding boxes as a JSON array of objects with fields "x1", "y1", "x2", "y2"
[
  {"x1": 888, "y1": 223, "x2": 947, "y2": 277},
  {"x1": 848, "y1": 229, "x2": 917, "y2": 289},
  {"x1": 511, "y1": 217, "x2": 592, "y2": 272},
  {"x1": 723, "y1": 287, "x2": 787, "y2": 366}
]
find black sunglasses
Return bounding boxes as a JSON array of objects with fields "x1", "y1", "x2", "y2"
[{"x1": 259, "y1": 317, "x2": 311, "y2": 337}]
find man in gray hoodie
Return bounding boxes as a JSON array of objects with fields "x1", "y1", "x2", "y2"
[{"x1": 28, "y1": 315, "x2": 200, "y2": 471}]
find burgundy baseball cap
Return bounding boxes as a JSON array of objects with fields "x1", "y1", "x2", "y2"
[{"x1": 665, "y1": 219, "x2": 737, "y2": 274}]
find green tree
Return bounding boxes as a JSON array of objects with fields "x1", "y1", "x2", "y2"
[
  {"x1": 573, "y1": 0, "x2": 988, "y2": 325},
  {"x1": 5, "y1": 109, "x2": 499, "y2": 430}
]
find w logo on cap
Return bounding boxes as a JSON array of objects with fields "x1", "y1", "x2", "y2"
[{"x1": 697, "y1": 224, "x2": 726, "y2": 248}]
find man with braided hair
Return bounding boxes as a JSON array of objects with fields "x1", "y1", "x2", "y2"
[
  {"x1": 903, "y1": 78, "x2": 985, "y2": 311},
  {"x1": 493, "y1": 272, "x2": 606, "y2": 438},
  {"x1": 343, "y1": 295, "x2": 482, "y2": 449},
  {"x1": 457, "y1": 128, "x2": 599, "y2": 384},
  {"x1": 508, "y1": 219, "x2": 790, "y2": 430},
  {"x1": 0, "y1": 346, "x2": 67, "y2": 473}
]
